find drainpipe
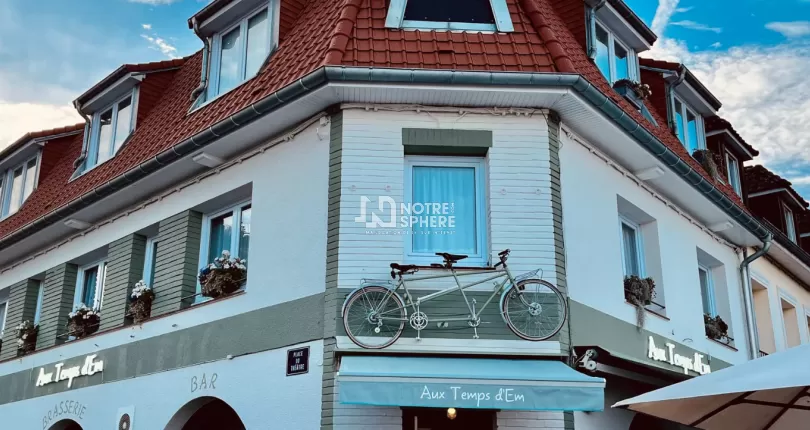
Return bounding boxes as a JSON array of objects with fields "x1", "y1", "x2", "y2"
[
  {"x1": 72, "y1": 99, "x2": 91, "y2": 169},
  {"x1": 740, "y1": 233, "x2": 773, "y2": 360},
  {"x1": 189, "y1": 17, "x2": 210, "y2": 103}
]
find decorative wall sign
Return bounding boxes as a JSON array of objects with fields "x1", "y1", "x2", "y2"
[
  {"x1": 41, "y1": 400, "x2": 87, "y2": 430},
  {"x1": 647, "y1": 336, "x2": 711, "y2": 375},
  {"x1": 286, "y1": 347, "x2": 309, "y2": 376},
  {"x1": 35, "y1": 354, "x2": 104, "y2": 388}
]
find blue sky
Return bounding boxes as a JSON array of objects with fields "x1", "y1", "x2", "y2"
[{"x1": 1, "y1": 0, "x2": 809, "y2": 197}]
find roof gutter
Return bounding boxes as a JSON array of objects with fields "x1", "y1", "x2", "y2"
[
  {"x1": 189, "y1": 17, "x2": 210, "y2": 103},
  {"x1": 72, "y1": 99, "x2": 92, "y2": 170},
  {"x1": 740, "y1": 234, "x2": 773, "y2": 360},
  {"x1": 0, "y1": 67, "x2": 771, "y2": 250}
]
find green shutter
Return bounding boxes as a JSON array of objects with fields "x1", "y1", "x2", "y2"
[
  {"x1": 100, "y1": 234, "x2": 147, "y2": 330},
  {"x1": 402, "y1": 128, "x2": 492, "y2": 156},
  {"x1": 151, "y1": 210, "x2": 202, "y2": 316},
  {"x1": 37, "y1": 264, "x2": 78, "y2": 349},
  {"x1": 0, "y1": 279, "x2": 39, "y2": 360}
]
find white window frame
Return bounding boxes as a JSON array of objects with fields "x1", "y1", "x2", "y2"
[
  {"x1": 0, "y1": 300, "x2": 7, "y2": 338},
  {"x1": 384, "y1": 0, "x2": 514, "y2": 32},
  {"x1": 698, "y1": 264, "x2": 717, "y2": 317},
  {"x1": 198, "y1": 200, "x2": 252, "y2": 297},
  {"x1": 403, "y1": 156, "x2": 488, "y2": 267},
  {"x1": 206, "y1": 3, "x2": 275, "y2": 101},
  {"x1": 593, "y1": 19, "x2": 638, "y2": 84},
  {"x1": 33, "y1": 281, "x2": 44, "y2": 325},
  {"x1": 74, "y1": 259, "x2": 108, "y2": 311},
  {"x1": 618, "y1": 216, "x2": 645, "y2": 277},
  {"x1": 725, "y1": 151, "x2": 742, "y2": 195},
  {"x1": 0, "y1": 154, "x2": 40, "y2": 219},
  {"x1": 143, "y1": 236, "x2": 159, "y2": 287},
  {"x1": 84, "y1": 88, "x2": 139, "y2": 173},
  {"x1": 672, "y1": 95, "x2": 706, "y2": 154},
  {"x1": 784, "y1": 203, "x2": 797, "y2": 243}
]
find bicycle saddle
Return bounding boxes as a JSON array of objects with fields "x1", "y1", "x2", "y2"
[
  {"x1": 390, "y1": 263, "x2": 418, "y2": 272},
  {"x1": 435, "y1": 252, "x2": 468, "y2": 263}
]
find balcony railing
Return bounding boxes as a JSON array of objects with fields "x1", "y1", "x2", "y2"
[{"x1": 758, "y1": 350, "x2": 769, "y2": 358}]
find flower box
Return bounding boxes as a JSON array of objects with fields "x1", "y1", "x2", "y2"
[
  {"x1": 15, "y1": 320, "x2": 38, "y2": 355},
  {"x1": 67, "y1": 304, "x2": 101, "y2": 339},
  {"x1": 624, "y1": 276, "x2": 656, "y2": 328},
  {"x1": 705, "y1": 314, "x2": 729, "y2": 341},
  {"x1": 130, "y1": 280, "x2": 155, "y2": 324},
  {"x1": 198, "y1": 251, "x2": 247, "y2": 299}
]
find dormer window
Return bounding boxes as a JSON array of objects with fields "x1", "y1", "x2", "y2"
[
  {"x1": 0, "y1": 156, "x2": 38, "y2": 218},
  {"x1": 385, "y1": 0, "x2": 514, "y2": 32},
  {"x1": 207, "y1": 5, "x2": 271, "y2": 100},
  {"x1": 784, "y1": 203, "x2": 797, "y2": 243},
  {"x1": 593, "y1": 20, "x2": 636, "y2": 84},
  {"x1": 85, "y1": 90, "x2": 137, "y2": 172},
  {"x1": 672, "y1": 95, "x2": 705, "y2": 154},
  {"x1": 725, "y1": 151, "x2": 742, "y2": 196}
]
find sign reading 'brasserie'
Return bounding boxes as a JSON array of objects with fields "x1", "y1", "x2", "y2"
[{"x1": 35, "y1": 354, "x2": 104, "y2": 389}]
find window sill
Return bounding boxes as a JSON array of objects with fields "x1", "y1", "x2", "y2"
[
  {"x1": 707, "y1": 336, "x2": 737, "y2": 351},
  {"x1": 400, "y1": 20, "x2": 498, "y2": 32},
  {"x1": 624, "y1": 300, "x2": 669, "y2": 321}
]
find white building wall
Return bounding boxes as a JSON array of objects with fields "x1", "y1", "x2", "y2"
[
  {"x1": 750, "y1": 254, "x2": 810, "y2": 353},
  {"x1": 560, "y1": 129, "x2": 749, "y2": 365},
  {"x1": 0, "y1": 340, "x2": 323, "y2": 430},
  {"x1": 0, "y1": 123, "x2": 329, "y2": 376}
]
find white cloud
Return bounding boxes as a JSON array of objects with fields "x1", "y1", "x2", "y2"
[
  {"x1": 710, "y1": 42, "x2": 722, "y2": 48},
  {"x1": 142, "y1": 23, "x2": 152, "y2": 30},
  {"x1": 645, "y1": 38, "x2": 810, "y2": 173},
  {"x1": 674, "y1": 7, "x2": 693, "y2": 13},
  {"x1": 766, "y1": 21, "x2": 810, "y2": 38},
  {"x1": 670, "y1": 20, "x2": 722, "y2": 33},
  {"x1": 141, "y1": 34, "x2": 179, "y2": 59},
  {"x1": 127, "y1": 0, "x2": 180, "y2": 5},
  {"x1": 0, "y1": 102, "x2": 82, "y2": 149},
  {"x1": 651, "y1": 0, "x2": 681, "y2": 35}
]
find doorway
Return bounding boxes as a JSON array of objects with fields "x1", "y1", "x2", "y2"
[
  {"x1": 403, "y1": 408, "x2": 495, "y2": 430},
  {"x1": 165, "y1": 397, "x2": 246, "y2": 430},
  {"x1": 49, "y1": 420, "x2": 82, "y2": 430}
]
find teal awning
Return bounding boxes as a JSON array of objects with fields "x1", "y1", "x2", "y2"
[{"x1": 338, "y1": 356, "x2": 605, "y2": 412}]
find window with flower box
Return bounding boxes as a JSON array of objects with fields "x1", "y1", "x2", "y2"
[
  {"x1": 198, "y1": 201, "x2": 251, "y2": 297},
  {"x1": 74, "y1": 260, "x2": 108, "y2": 311}
]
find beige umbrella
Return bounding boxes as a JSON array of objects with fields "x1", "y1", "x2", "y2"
[{"x1": 614, "y1": 344, "x2": 810, "y2": 429}]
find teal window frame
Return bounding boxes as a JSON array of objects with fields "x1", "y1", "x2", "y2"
[
  {"x1": 784, "y1": 203, "x2": 797, "y2": 243},
  {"x1": 84, "y1": 89, "x2": 138, "y2": 173},
  {"x1": 593, "y1": 19, "x2": 638, "y2": 84},
  {"x1": 384, "y1": 0, "x2": 514, "y2": 32},
  {"x1": 143, "y1": 236, "x2": 159, "y2": 287},
  {"x1": 725, "y1": 151, "x2": 742, "y2": 196},
  {"x1": 618, "y1": 216, "x2": 645, "y2": 278},
  {"x1": 197, "y1": 200, "x2": 252, "y2": 299},
  {"x1": 73, "y1": 259, "x2": 108, "y2": 311},
  {"x1": 33, "y1": 281, "x2": 44, "y2": 325},
  {"x1": 403, "y1": 156, "x2": 488, "y2": 267},
  {"x1": 698, "y1": 264, "x2": 717, "y2": 317},
  {"x1": 671, "y1": 94, "x2": 705, "y2": 154},
  {"x1": 206, "y1": 2, "x2": 276, "y2": 102},
  {"x1": 0, "y1": 300, "x2": 7, "y2": 338}
]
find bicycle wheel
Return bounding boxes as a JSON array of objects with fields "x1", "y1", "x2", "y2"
[
  {"x1": 342, "y1": 286, "x2": 406, "y2": 349},
  {"x1": 502, "y1": 279, "x2": 567, "y2": 341}
]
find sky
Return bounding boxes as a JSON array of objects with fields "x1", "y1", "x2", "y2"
[{"x1": 0, "y1": 0, "x2": 809, "y2": 195}]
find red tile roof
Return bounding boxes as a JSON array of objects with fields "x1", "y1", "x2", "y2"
[
  {"x1": 744, "y1": 165, "x2": 808, "y2": 208},
  {"x1": 639, "y1": 57, "x2": 722, "y2": 111},
  {"x1": 0, "y1": 123, "x2": 85, "y2": 162},
  {"x1": 0, "y1": 0, "x2": 749, "y2": 244},
  {"x1": 705, "y1": 115, "x2": 759, "y2": 158},
  {"x1": 75, "y1": 58, "x2": 188, "y2": 106}
]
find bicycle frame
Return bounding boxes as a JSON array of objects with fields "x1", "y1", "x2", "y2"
[{"x1": 380, "y1": 264, "x2": 520, "y2": 323}]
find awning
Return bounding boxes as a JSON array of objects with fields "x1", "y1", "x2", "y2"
[{"x1": 338, "y1": 356, "x2": 605, "y2": 411}]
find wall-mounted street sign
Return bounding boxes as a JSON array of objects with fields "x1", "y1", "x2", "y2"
[
  {"x1": 286, "y1": 347, "x2": 309, "y2": 376},
  {"x1": 35, "y1": 354, "x2": 104, "y2": 388},
  {"x1": 647, "y1": 336, "x2": 711, "y2": 375}
]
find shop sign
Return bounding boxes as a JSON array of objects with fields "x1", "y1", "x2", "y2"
[
  {"x1": 35, "y1": 354, "x2": 104, "y2": 389},
  {"x1": 286, "y1": 347, "x2": 309, "y2": 376},
  {"x1": 41, "y1": 400, "x2": 87, "y2": 430},
  {"x1": 647, "y1": 336, "x2": 711, "y2": 375}
]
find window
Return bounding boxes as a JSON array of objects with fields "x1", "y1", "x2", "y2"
[
  {"x1": 385, "y1": 0, "x2": 513, "y2": 32},
  {"x1": 404, "y1": 156, "x2": 487, "y2": 266},
  {"x1": 33, "y1": 282, "x2": 44, "y2": 325},
  {"x1": 0, "y1": 300, "x2": 6, "y2": 337},
  {"x1": 784, "y1": 204, "x2": 797, "y2": 242},
  {"x1": 725, "y1": 152, "x2": 742, "y2": 195},
  {"x1": 780, "y1": 296, "x2": 801, "y2": 348},
  {"x1": 672, "y1": 96, "x2": 704, "y2": 154},
  {"x1": 201, "y1": 202, "x2": 252, "y2": 267},
  {"x1": 143, "y1": 237, "x2": 159, "y2": 287},
  {"x1": 593, "y1": 20, "x2": 637, "y2": 84},
  {"x1": 75, "y1": 261, "x2": 108, "y2": 310},
  {"x1": 619, "y1": 218, "x2": 644, "y2": 277},
  {"x1": 0, "y1": 156, "x2": 39, "y2": 218},
  {"x1": 207, "y1": 6, "x2": 272, "y2": 100},
  {"x1": 84, "y1": 90, "x2": 136, "y2": 172},
  {"x1": 698, "y1": 264, "x2": 717, "y2": 317}
]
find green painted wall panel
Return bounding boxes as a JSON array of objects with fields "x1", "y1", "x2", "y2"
[
  {"x1": 37, "y1": 264, "x2": 78, "y2": 350},
  {"x1": 100, "y1": 234, "x2": 147, "y2": 331},
  {"x1": 0, "y1": 279, "x2": 40, "y2": 360},
  {"x1": 152, "y1": 210, "x2": 202, "y2": 316}
]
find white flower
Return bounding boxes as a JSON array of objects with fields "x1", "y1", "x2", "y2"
[{"x1": 221, "y1": 250, "x2": 231, "y2": 258}]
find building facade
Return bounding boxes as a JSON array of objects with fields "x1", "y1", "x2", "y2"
[{"x1": 0, "y1": 0, "x2": 802, "y2": 429}]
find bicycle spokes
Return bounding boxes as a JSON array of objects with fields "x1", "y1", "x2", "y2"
[{"x1": 502, "y1": 279, "x2": 566, "y2": 341}]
